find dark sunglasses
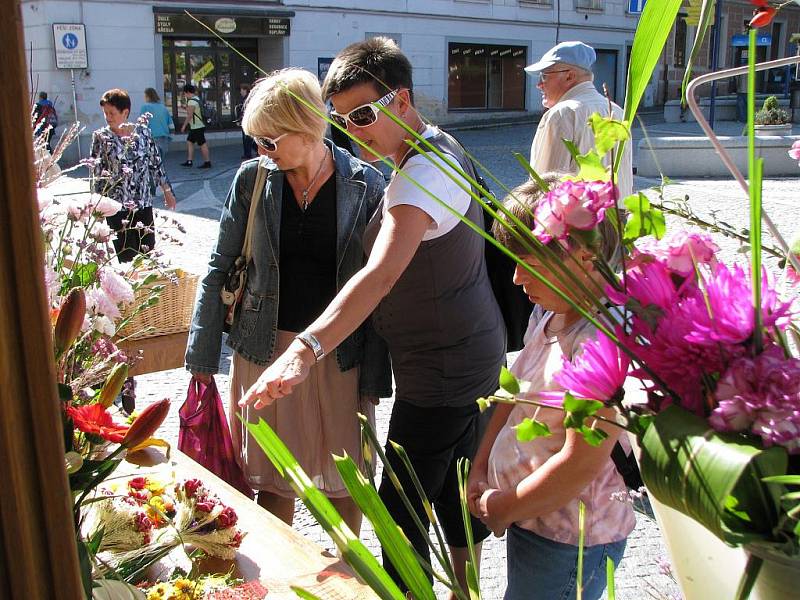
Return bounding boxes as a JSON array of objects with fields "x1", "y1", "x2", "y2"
[
  {"x1": 253, "y1": 132, "x2": 288, "y2": 152},
  {"x1": 330, "y1": 89, "x2": 400, "y2": 129}
]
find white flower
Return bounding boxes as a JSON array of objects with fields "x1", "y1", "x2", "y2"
[
  {"x1": 90, "y1": 221, "x2": 113, "y2": 243},
  {"x1": 88, "y1": 194, "x2": 122, "y2": 218},
  {"x1": 37, "y1": 187, "x2": 55, "y2": 211},
  {"x1": 66, "y1": 199, "x2": 90, "y2": 223},
  {"x1": 86, "y1": 288, "x2": 122, "y2": 320},
  {"x1": 93, "y1": 315, "x2": 116, "y2": 336},
  {"x1": 100, "y1": 270, "x2": 134, "y2": 305},
  {"x1": 43, "y1": 262, "x2": 59, "y2": 303}
]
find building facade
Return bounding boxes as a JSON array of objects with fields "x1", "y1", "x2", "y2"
[{"x1": 23, "y1": 0, "x2": 641, "y2": 151}]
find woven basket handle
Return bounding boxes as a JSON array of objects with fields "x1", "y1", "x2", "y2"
[{"x1": 241, "y1": 158, "x2": 268, "y2": 260}]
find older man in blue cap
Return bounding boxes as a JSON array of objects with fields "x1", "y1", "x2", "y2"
[{"x1": 526, "y1": 41, "x2": 632, "y2": 199}]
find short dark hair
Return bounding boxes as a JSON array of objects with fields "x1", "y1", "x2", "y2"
[
  {"x1": 144, "y1": 87, "x2": 160, "y2": 103},
  {"x1": 39, "y1": 92, "x2": 48, "y2": 100},
  {"x1": 492, "y1": 174, "x2": 622, "y2": 266},
  {"x1": 183, "y1": 83, "x2": 196, "y2": 94},
  {"x1": 99, "y1": 88, "x2": 131, "y2": 113},
  {"x1": 322, "y1": 37, "x2": 413, "y2": 102}
]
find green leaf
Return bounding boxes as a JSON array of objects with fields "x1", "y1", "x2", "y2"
[
  {"x1": 513, "y1": 152, "x2": 551, "y2": 192},
  {"x1": 618, "y1": 0, "x2": 684, "y2": 173},
  {"x1": 334, "y1": 454, "x2": 435, "y2": 600},
  {"x1": 245, "y1": 417, "x2": 406, "y2": 600},
  {"x1": 513, "y1": 417, "x2": 552, "y2": 442},
  {"x1": 563, "y1": 393, "x2": 603, "y2": 430},
  {"x1": 762, "y1": 475, "x2": 800, "y2": 485},
  {"x1": 579, "y1": 425, "x2": 609, "y2": 447},
  {"x1": 623, "y1": 193, "x2": 666, "y2": 243},
  {"x1": 575, "y1": 150, "x2": 609, "y2": 182},
  {"x1": 291, "y1": 588, "x2": 324, "y2": 600},
  {"x1": 606, "y1": 556, "x2": 616, "y2": 600},
  {"x1": 589, "y1": 113, "x2": 630, "y2": 156},
  {"x1": 68, "y1": 262, "x2": 98, "y2": 290},
  {"x1": 639, "y1": 405, "x2": 788, "y2": 546},
  {"x1": 499, "y1": 366, "x2": 520, "y2": 395}
]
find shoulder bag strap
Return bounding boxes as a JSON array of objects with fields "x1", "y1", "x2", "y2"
[{"x1": 240, "y1": 159, "x2": 268, "y2": 260}]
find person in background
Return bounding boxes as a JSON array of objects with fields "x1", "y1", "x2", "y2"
[
  {"x1": 140, "y1": 87, "x2": 174, "y2": 161},
  {"x1": 185, "y1": 68, "x2": 391, "y2": 533},
  {"x1": 180, "y1": 83, "x2": 212, "y2": 169},
  {"x1": 234, "y1": 83, "x2": 258, "y2": 160},
  {"x1": 33, "y1": 91, "x2": 58, "y2": 153},
  {"x1": 526, "y1": 41, "x2": 633, "y2": 200},
  {"x1": 90, "y1": 88, "x2": 177, "y2": 413},
  {"x1": 240, "y1": 38, "x2": 505, "y2": 595},
  {"x1": 468, "y1": 176, "x2": 634, "y2": 600}
]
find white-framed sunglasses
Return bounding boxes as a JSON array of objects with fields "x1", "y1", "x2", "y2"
[
  {"x1": 253, "y1": 132, "x2": 289, "y2": 152},
  {"x1": 330, "y1": 89, "x2": 400, "y2": 129}
]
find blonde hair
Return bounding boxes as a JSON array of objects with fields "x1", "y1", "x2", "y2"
[{"x1": 241, "y1": 68, "x2": 326, "y2": 141}]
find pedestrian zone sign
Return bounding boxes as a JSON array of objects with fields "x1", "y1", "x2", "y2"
[
  {"x1": 628, "y1": 0, "x2": 646, "y2": 14},
  {"x1": 53, "y1": 23, "x2": 88, "y2": 69}
]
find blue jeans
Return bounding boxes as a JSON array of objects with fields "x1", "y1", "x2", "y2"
[{"x1": 504, "y1": 525, "x2": 627, "y2": 600}]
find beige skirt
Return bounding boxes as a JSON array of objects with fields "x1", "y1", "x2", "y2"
[{"x1": 229, "y1": 330, "x2": 374, "y2": 498}]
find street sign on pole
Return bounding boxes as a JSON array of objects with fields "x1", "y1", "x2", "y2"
[
  {"x1": 628, "y1": 0, "x2": 646, "y2": 14},
  {"x1": 52, "y1": 23, "x2": 87, "y2": 69}
]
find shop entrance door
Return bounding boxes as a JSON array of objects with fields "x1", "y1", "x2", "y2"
[
  {"x1": 593, "y1": 49, "x2": 619, "y2": 102},
  {"x1": 162, "y1": 39, "x2": 258, "y2": 130}
]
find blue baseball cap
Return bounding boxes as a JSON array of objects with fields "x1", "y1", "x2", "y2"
[{"x1": 524, "y1": 41, "x2": 596, "y2": 73}]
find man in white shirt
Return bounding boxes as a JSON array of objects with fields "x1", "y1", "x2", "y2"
[{"x1": 527, "y1": 41, "x2": 633, "y2": 200}]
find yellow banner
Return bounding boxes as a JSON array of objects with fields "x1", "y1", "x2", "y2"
[{"x1": 193, "y1": 59, "x2": 215, "y2": 82}]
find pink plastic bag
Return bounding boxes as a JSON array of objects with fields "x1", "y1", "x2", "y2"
[{"x1": 179, "y1": 376, "x2": 253, "y2": 499}]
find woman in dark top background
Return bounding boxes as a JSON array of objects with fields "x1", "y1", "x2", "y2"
[{"x1": 185, "y1": 69, "x2": 390, "y2": 534}]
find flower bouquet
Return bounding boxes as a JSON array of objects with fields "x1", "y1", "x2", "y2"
[{"x1": 89, "y1": 475, "x2": 245, "y2": 581}]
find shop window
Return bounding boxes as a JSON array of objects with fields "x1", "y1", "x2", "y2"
[
  {"x1": 448, "y1": 43, "x2": 526, "y2": 111},
  {"x1": 575, "y1": 0, "x2": 603, "y2": 10}
]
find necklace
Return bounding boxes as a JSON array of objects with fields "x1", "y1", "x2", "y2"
[{"x1": 299, "y1": 147, "x2": 329, "y2": 211}]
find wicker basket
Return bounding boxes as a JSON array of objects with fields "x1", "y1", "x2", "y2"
[{"x1": 117, "y1": 271, "x2": 199, "y2": 341}]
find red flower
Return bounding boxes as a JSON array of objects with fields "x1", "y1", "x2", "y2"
[
  {"x1": 749, "y1": 1, "x2": 776, "y2": 28},
  {"x1": 216, "y1": 506, "x2": 238, "y2": 529},
  {"x1": 182, "y1": 478, "x2": 203, "y2": 498},
  {"x1": 128, "y1": 476, "x2": 148, "y2": 491},
  {"x1": 66, "y1": 403, "x2": 129, "y2": 443}
]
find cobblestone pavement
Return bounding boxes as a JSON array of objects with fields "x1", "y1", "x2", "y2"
[{"x1": 133, "y1": 119, "x2": 798, "y2": 599}]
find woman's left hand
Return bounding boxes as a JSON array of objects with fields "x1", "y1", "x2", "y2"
[
  {"x1": 477, "y1": 486, "x2": 509, "y2": 537},
  {"x1": 163, "y1": 189, "x2": 177, "y2": 210},
  {"x1": 240, "y1": 339, "x2": 314, "y2": 409}
]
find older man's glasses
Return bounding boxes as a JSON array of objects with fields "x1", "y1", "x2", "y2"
[
  {"x1": 538, "y1": 69, "x2": 571, "y2": 83},
  {"x1": 330, "y1": 89, "x2": 399, "y2": 129},
  {"x1": 253, "y1": 132, "x2": 289, "y2": 152}
]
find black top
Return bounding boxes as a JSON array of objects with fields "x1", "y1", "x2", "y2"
[{"x1": 277, "y1": 173, "x2": 338, "y2": 332}]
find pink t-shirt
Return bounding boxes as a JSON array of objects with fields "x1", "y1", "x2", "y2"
[{"x1": 487, "y1": 308, "x2": 636, "y2": 546}]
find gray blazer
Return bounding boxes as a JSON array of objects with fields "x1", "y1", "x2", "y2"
[{"x1": 185, "y1": 141, "x2": 392, "y2": 397}]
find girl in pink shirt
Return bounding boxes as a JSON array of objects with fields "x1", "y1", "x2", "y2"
[{"x1": 467, "y1": 176, "x2": 634, "y2": 600}]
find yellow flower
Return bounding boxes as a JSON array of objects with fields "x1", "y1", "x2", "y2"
[
  {"x1": 145, "y1": 478, "x2": 166, "y2": 495},
  {"x1": 146, "y1": 582, "x2": 169, "y2": 599}
]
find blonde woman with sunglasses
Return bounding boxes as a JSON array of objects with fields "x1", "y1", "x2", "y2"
[
  {"x1": 185, "y1": 68, "x2": 391, "y2": 533},
  {"x1": 240, "y1": 39, "x2": 506, "y2": 596}
]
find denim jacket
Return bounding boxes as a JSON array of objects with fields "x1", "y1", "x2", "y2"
[{"x1": 185, "y1": 141, "x2": 392, "y2": 397}]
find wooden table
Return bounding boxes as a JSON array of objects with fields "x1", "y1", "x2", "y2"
[
  {"x1": 117, "y1": 331, "x2": 189, "y2": 376},
  {"x1": 123, "y1": 448, "x2": 377, "y2": 599}
]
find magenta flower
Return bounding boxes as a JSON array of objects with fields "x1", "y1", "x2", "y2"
[
  {"x1": 635, "y1": 229, "x2": 719, "y2": 276},
  {"x1": 554, "y1": 332, "x2": 631, "y2": 402},
  {"x1": 684, "y1": 263, "x2": 794, "y2": 346},
  {"x1": 709, "y1": 345, "x2": 800, "y2": 454},
  {"x1": 532, "y1": 179, "x2": 617, "y2": 244},
  {"x1": 789, "y1": 140, "x2": 800, "y2": 165},
  {"x1": 606, "y1": 260, "x2": 683, "y2": 316}
]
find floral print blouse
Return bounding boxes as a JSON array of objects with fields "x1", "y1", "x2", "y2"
[{"x1": 90, "y1": 123, "x2": 169, "y2": 211}]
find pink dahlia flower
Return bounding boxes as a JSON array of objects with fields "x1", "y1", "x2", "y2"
[
  {"x1": 554, "y1": 332, "x2": 631, "y2": 402},
  {"x1": 606, "y1": 260, "x2": 683, "y2": 316},
  {"x1": 789, "y1": 140, "x2": 800, "y2": 164},
  {"x1": 635, "y1": 229, "x2": 719, "y2": 277},
  {"x1": 533, "y1": 180, "x2": 618, "y2": 244},
  {"x1": 709, "y1": 345, "x2": 800, "y2": 454}
]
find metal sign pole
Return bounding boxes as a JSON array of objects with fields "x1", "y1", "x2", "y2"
[
  {"x1": 708, "y1": 0, "x2": 723, "y2": 130},
  {"x1": 70, "y1": 68, "x2": 81, "y2": 159}
]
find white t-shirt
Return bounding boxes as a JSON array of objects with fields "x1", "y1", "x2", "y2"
[{"x1": 383, "y1": 125, "x2": 472, "y2": 241}]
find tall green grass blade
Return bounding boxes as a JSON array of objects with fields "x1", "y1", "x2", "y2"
[
  {"x1": 291, "y1": 587, "x2": 323, "y2": 600},
  {"x1": 334, "y1": 454, "x2": 436, "y2": 600},
  {"x1": 748, "y1": 28, "x2": 763, "y2": 355},
  {"x1": 457, "y1": 459, "x2": 481, "y2": 600},
  {"x1": 606, "y1": 556, "x2": 616, "y2": 600},
  {"x1": 512, "y1": 153, "x2": 550, "y2": 192},
  {"x1": 243, "y1": 417, "x2": 406, "y2": 600},
  {"x1": 617, "y1": 0, "x2": 683, "y2": 172},
  {"x1": 577, "y1": 500, "x2": 585, "y2": 600}
]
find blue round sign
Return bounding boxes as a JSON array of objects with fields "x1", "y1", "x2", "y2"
[{"x1": 62, "y1": 33, "x2": 79, "y2": 50}]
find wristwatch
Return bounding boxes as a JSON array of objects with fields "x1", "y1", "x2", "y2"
[{"x1": 295, "y1": 331, "x2": 325, "y2": 361}]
